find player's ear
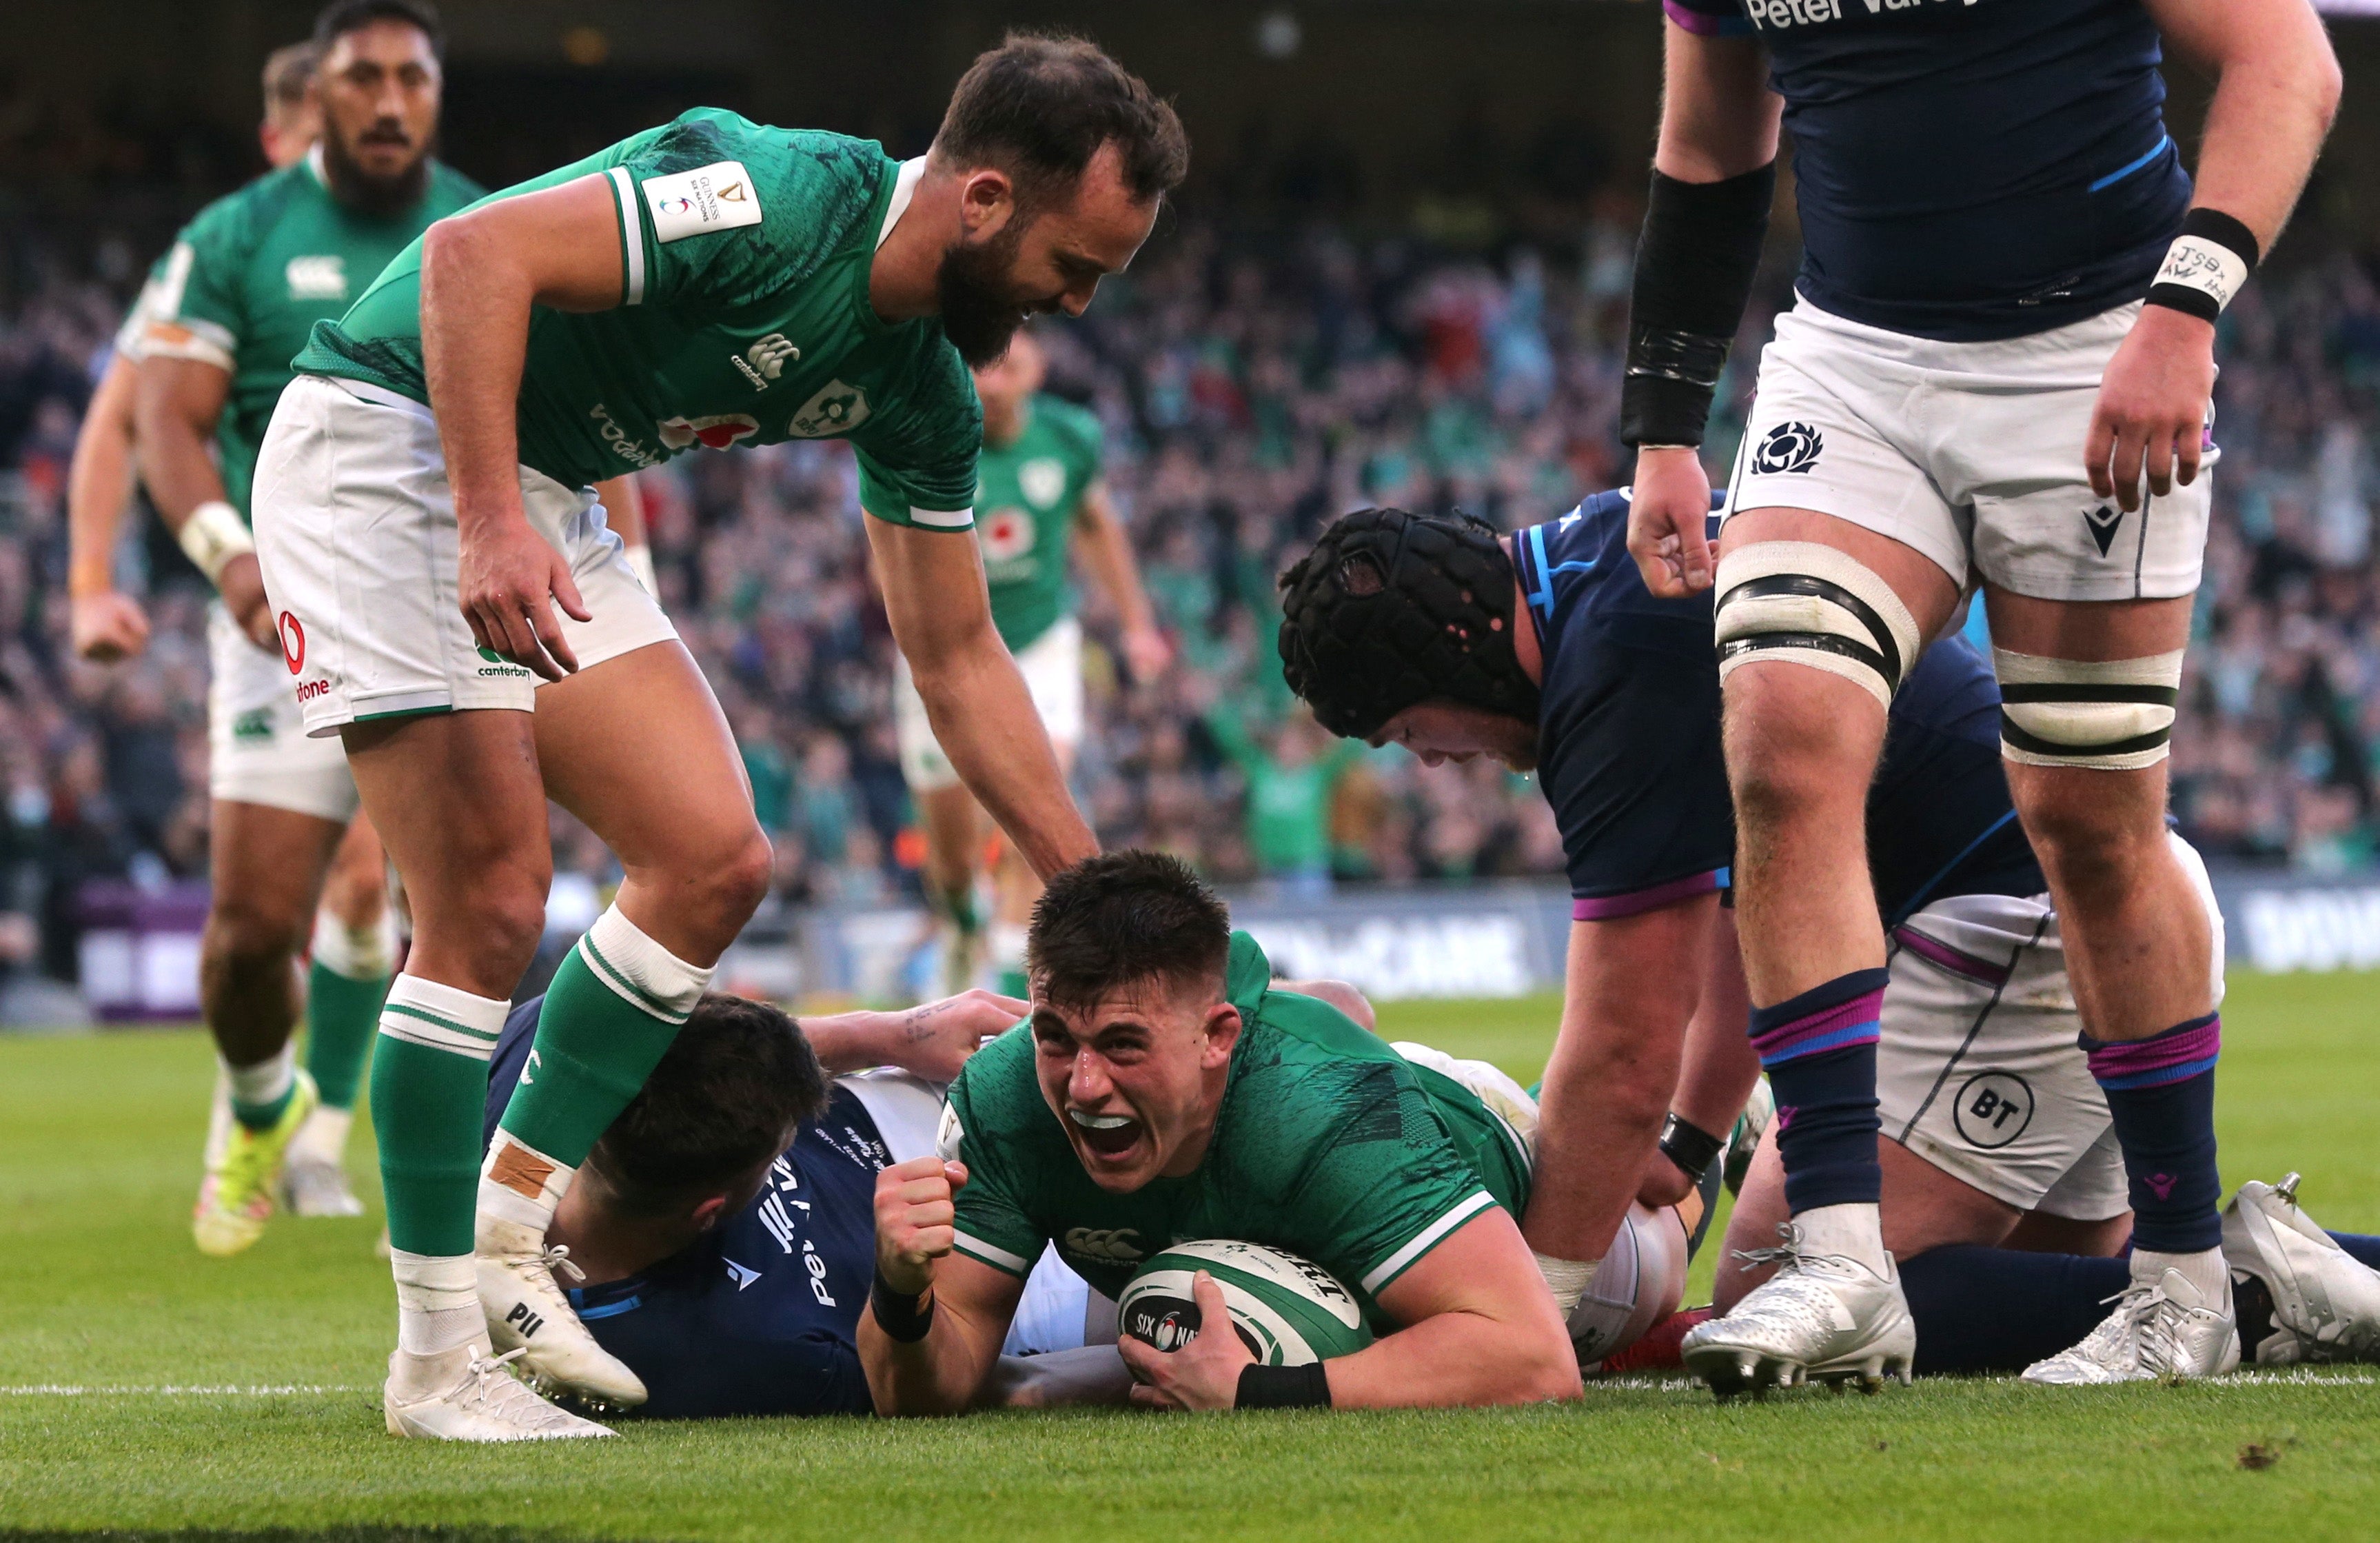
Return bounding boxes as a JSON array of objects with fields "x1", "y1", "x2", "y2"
[
  {"x1": 1200, "y1": 1002, "x2": 1242, "y2": 1068},
  {"x1": 691, "y1": 1193, "x2": 731, "y2": 1233},
  {"x1": 958, "y1": 168, "x2": 1017, "y2": 241}
]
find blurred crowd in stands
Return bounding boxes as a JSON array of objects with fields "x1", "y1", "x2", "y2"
[{"x1": 3, "y1": 205, "x2": 2378, "y2": 989}]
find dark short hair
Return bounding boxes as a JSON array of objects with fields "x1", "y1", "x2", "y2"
[
  {"x1": 314, "y1": 0, "x2": 445, "y2": 59},
  {"x1": 586, "y1": 993, "x2": 826, "y2": 1214},
  {"x1": 1277, "y1": 507, "x2": 1540, "y2": 741},
  {"x1": 935, "y1": 32, "x2": 1188, "y2": 210},
  {"x1": 1028, "y1": 851, "x2": 1231, "y2": 1013},
  {"x1": 262, "y1": 40, "x2": 323, "y2": 114}
]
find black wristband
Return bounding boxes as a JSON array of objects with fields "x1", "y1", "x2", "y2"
[
  {"x1": 870, "y1": 1270, "x2": 935, "y2": 1343},
  {"x1": 2145, "y1": 207, "x2": 2260, "y2": 324},
  {"x1": 1658, "y1": 1112, "x2": 1727, "y2": 1181},
  {"x1": 1236, "y1": 1362, "x2": 1333, "y2": 1410},
  {"x1": 1620, "y1": 161, "x2": 1776, "y2": 448}
]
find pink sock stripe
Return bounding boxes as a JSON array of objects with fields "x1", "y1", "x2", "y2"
[
  {"x1": 1750, "y1": 989, "x2": 1884, "y2": 1061},
  {"x1": 2084, "y1": 1018, "x2": 2221, "y2": 1082}
]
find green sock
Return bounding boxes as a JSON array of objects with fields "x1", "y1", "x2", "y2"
[
  {"x1": 306, "y1": 961, "x2": 390, "y2": 1111},
  {"x1": 225, "y1": 1042, "x2": 298, "y2": 1131},
  {"x1": 373, "y1": 977, "x2": 507, "y2": 1258},
  {"x1": 497, "y1": 909, "x2": 708, "y2": 1169}
]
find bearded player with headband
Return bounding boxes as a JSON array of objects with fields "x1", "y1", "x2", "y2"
[{"x1": 1616, "y1": 0, "x2": 2339, "y2": 1388}]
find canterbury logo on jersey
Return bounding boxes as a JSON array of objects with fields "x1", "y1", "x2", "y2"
[
  {"x1": 733, "y1": 332, "x2": 800, "y2": 390},
  {"x1": 1064, "y1": 1227, "x2": 1146, "y2": 1263},
  {"x1": 285, "y1": 255, "x2": 347, "y2": 301},
  {"x1": 642, "y1": 160, "x2": 764, "y2": 243}
]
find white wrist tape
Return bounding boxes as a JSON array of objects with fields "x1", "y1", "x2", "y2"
[
  {"x1": 177, "y1": 500, "x2": 254, "y2": 587},
  {"x1": 2151, "y1": 236, "x2": 2250, "y2": 317}
]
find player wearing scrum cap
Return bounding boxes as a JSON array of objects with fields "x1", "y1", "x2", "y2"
[
  {"x1": 249, "y1": 34, "x2": 1186, "y2": 1440},
  {"x1": 1617, "y1": 0, "x2": 2339, "y2": 1389},
  {"x1": 67, "y1": 3, "x2": 485, "y2": 1256},
  {"x1": 864, "y1": 851, "x2": 1591, "y2": 1415}
]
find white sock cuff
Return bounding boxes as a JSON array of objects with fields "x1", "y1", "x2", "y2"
[
  {"x1": 1533, "y1": 1250, "x2": 1602, "y2": 1318},
  {"x1": 312, "y1": 905, "x2": 398, "y2": 980},
  {"x1": 389, "y1": 1249, "x2": 478, "y2": 1313},
  {"x1": 579, "y1": 905, "x2": 711, "y2": 1025},
  {"x1": 223, "y1": 1042, "x2": 296, "y2": 1108},
  {"x1": 988, "y1": 921, "x2": 1030, "y2": 969},
  {"x1": 378, "y1": 975, "x2": 507, "y2": 1062}
]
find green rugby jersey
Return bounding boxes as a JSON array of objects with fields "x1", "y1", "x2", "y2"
[
  {"x1": 975, "y1": 394, "x2": 1103, "y2": 650},
  {"x1": 944, "y1": 931, "x2": 1530, "y2": 1327},
  {"x1": 297, "y1": 110, "x2": 983, "y2": 529},
  {"x1": 143, "y1": 149, "x2": 483, "y2": 520}
]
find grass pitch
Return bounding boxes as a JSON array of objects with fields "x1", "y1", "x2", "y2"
[{"x1": 3, "y1": 972, "x2": 2377, "y2": 1542}]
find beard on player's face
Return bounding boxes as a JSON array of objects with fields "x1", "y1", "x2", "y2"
[
  {"x1": 937, "y1": 216, "x2": 1056, "y2": 368},
  {"x1": 320, "y1": 110, "x2": 431, "y2": 216}
]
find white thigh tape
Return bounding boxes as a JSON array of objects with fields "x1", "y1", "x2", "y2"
[
  {"x1": 1715, "y1": 541, "x2": 1922, "y2": 709},
  {"x1": 1993, "y1": 648, "x2": 2183, "y2": 771}
]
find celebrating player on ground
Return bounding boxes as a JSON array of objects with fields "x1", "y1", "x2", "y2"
[
  {"x1": 863, "y1": 851, "x2": 1583, "y2": 1414},
  {"x1": 250, "y1": 35, "x2": 1186, "y2": 1440},
  {"x1": 1617, "y1": 0, "x2": 2340, "y2": 1387},
  {"x1": 69, "y1": 3, "x2": 480, "y2": 1253},
  {"x1": 895, "y1": 324, "x2": 1169, "y2": 996}
]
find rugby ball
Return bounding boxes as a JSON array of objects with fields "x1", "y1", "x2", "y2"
[{"x1": 1118, "y1": 1240, "x2": 1374, "y2": 1366}]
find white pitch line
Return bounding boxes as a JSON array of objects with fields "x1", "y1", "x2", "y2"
[{"x1": 0, "y1": 1384, "x2": 369, "y2": 1396}]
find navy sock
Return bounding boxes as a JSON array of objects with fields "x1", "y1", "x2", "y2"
[
  {"x1": 1749, "y1": 968, "x2": 1889, "y2": 1215},
  {"x1": 1900, "y1": 1247, "x2": 2130, "y2": 1375},
  {"x1": 2082, "y1": 1013, "x2": 2222, "y2": 1254},
  {"x1": 2330, "y1": 1231, "x2": 2380, "y2": 1271}
]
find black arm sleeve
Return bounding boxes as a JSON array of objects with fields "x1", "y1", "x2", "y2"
[{"x1": 1619, "y1": 162, "x2": 1776, "y2": 449}]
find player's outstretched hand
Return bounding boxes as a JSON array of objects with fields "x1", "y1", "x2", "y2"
[
  {"x1": 458, "y1": 514, "x2": 591, "y2": 681},
  {"x1": 1626, "y1": 446, "x2": 1716, "y2": 598},
  {"x1": 218, "y1": 554, "x2": 278, "y2": 652},
  {"x1": 1119, "y1": 1271, "x2": 1257, "y2": 1413},
  {"x1": 895, "y1": 989, "x2": 1031, "y2": 1082},
  {"x1": 2087, "y1": 303, "x2": 2217, "y2": 514},
  {"x1": 873, "y1": 1156, "x2": 968, "y2": 1296},
  {"x1": 70, "y1": 589, "x2": 151, "y2": 663}
]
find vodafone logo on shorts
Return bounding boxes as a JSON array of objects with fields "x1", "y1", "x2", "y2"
[{"x1": 277, "y1": 612, "x2": 305, "y2": 674}]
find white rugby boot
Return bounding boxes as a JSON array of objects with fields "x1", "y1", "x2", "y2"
[
  {"x1": 281, "y1": 1105, "x2": 367, "y2": 1218},
  {"x1": 384, "y1": 1342, "x2": 613, "y2": 1440},
  {"x1": 478, "y1": 1214, "x2": 649, "y2": 1409},
  {"x1": 2224, "y1": 1173, "x2": 2380, "y2": 1364},
  {"x1": 2022, "y1": 1267, "x2": 2240, "y2": 1385},
  {"x1": 1680, "y1": 1220, "x2": 1916, "y2": 1398}
]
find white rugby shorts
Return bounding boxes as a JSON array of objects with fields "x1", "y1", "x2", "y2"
[
  {"x1": 205, "y1": 601, "x2": 360, "y2": 823},
  {"x1": 251, "y1": 375, "x2": 677, "y2": 738},
  {"x1": 1727, "y1": 297, "x2": 2215, "y2": 602},
  {"x1": 1878, "y1": 834, "x2": 2225, "y2": 1218},
  {"x1": 894, "y1": 614, "x2": 1085, "y2": 793}
]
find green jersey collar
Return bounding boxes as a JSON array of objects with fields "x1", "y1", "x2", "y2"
[{"x1": 1224, "y1": 930, "x2": 1272, "y2": 1021}]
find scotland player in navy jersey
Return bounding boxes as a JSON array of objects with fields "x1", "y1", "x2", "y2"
[
  {"x1": 474, "y1": 989, "x2": 1123, "y2": 1420},
  {"x1": 1616, "y1": 0, "x2": 2341, "y2": 1386},
  {"x1": 1279, "y1": 494, "x2": 2380, "y2": 1381}
]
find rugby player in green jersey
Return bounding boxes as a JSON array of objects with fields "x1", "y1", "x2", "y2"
[
  {"x1": 72, "y1": 4, "x2": 485, "y2": 1256},
  {"x1": 894, "y1": 325, "x2": 1169, "y2": 996},
  {"x1": 864, "y1": 852, "x2": 1582, "y2": 1413},
  {"x1": 250, "y1": 35, "x2": 1187, "y2": 1440}
]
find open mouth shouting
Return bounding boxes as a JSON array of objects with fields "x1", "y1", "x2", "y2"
[{"x1": 1066, "y1": 1106, "x2": 1143, "y2": 1161}]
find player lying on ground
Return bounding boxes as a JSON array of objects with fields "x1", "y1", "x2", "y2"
[
  {"x1": 478, "y1": 986, "x2": 1130, "y2": 1417},
  {"x1": 73, "y1": 1, "x2": 477, "y2": 1250},
  {"x1": 250, "y1": 35, "x2": 1186, "y2": 1440},
  {"x1": 1620, "y1": 0, "x2": 2339, "y2": 1390},
  {"x1": 895, "y1": 323, "x2": 1170, "y2": 996},
  {"x1": 864, "y1": 850, "x2": 1583, "y2": 1414}
]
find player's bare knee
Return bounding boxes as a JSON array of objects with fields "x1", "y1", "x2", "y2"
[
  {"x1": 670, "y1": 825, "x2": 773, "y2": 947},
  {"x1": 203, "y1": 891, "x2": 309, "y2": 973}
]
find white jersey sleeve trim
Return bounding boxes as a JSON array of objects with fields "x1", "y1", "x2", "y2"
[
  {"x1": 137, "y1": 318, "x2": 236, "y2": 373},
  {"x1": 1358, "y1": 1189, "x2": 1496, "y2": 1295},
  {"x1": 953, "y1": 1230, "x2": 1033, "y2": 1277},
  {"x1": 910, "y1": 505, "x2": 974, "y2": 530},
  {"x1": 607, "y1": 166, "x2": 647, "y2": 306}
]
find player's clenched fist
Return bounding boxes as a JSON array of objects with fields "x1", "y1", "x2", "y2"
[
  {"x1": 873, "y1": 1156, "x2": 969, "y2": 1295},
  {"x1": 1626, "y1": 445, "x2": 1716, "y2": 599}
]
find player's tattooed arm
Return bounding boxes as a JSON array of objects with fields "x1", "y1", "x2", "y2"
[
  {"x1": 420, "y1": 174, "x2": 624, "y2": 678},
  {"x1": 65, "y1": 353, "x2": 152, "y2": 662},
  {"x1": 2091, "y1": 0, "x2": 2341, "y2": 510},
  {"x1": 801, "y1": 989, "x2": 1029, "y2": 1080}
]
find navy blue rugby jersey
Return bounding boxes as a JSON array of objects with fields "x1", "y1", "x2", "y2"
[
  {"x1": 1663, "y1": 0, "x2": 2191, "y2": 341},
  {"x1": 1514, "y1": 490, "x2": 2044, "y2": 925},
  {"x1": 483, "y1": 998, "x2": 884, "y2": 1419}
]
